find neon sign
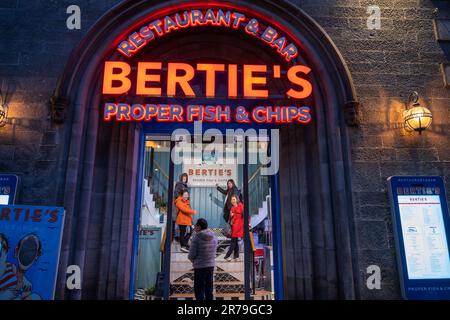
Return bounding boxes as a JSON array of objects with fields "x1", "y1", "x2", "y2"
[
  {"x1": 103, "y1": 104, "x2": 311, "y2": 124},
  {"x1": 102, "y1": 62, "x2": 312, "y2": 99},
  {"x1": 104, "y1": 6, "x2": 314, "y2": 125},
  {"x1": 117, "y1": 8, "x2": 299, "y2": 63}
]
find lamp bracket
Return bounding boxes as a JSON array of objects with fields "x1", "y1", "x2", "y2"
[
  {"x1": 0, "y1": 81, "x2": 10, "y2": 127},
  {"x1": 49, "y1": 94, "x2": 69, "y2": 124},
  {"x1": 407, "y1": 91, "x2": 420, "y2": 109},
  {"x1": 343, "y1": 100, "x2": 362, "y2": 127}
]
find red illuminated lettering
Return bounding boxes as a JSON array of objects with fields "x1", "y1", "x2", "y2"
[
  {"x1": 116, "y1": 9, "x2": 300, "y2": 63},
  {"x1": 175, "y1": 11, "x2": 190, "y2": 28}
]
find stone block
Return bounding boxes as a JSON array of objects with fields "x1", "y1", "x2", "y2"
[
  {"x1": 357, "y1": 220, "x2": 389, "y2": 250},
  {"x1": 351, "y1": 162, "x2": 383, "y2": 192}
]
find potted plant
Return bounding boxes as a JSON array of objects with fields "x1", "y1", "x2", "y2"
[
  {"x1": 144, "y1": 286, "x2": 156, "y2": 300},
  {"x1": 154, "y1": 194, "x2": 168, "y2": 214}
]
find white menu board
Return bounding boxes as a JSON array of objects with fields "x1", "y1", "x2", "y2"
[{"x1": 398, "y1": 195, "x2": 450, "y2": 279}]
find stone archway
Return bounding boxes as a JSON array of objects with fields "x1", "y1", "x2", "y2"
[{"x1": 52, "y1": 0, "x2": 359, "y2": 299}]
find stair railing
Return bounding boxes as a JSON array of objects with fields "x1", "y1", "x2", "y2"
[{"x1": 248, "y1": 165, "x2": 270, "y2": 228}]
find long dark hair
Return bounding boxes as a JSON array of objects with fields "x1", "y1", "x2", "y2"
[
  {"x1": 227, "y1": 179, "x2": 236, "y2": 189},
  {"x1": 179, "y1": 173, "x2": 188, "y2": 183}
]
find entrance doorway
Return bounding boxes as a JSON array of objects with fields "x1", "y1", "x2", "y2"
[
  {"x1": 53, "y1": 0, "x2": 359, "y2": 300},
  {"x1": 133, "y1": 133, "x2": 276, "y2": 300}
]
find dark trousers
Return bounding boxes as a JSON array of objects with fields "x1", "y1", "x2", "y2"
[
  {"x1": 178, "y1": 225, "x2": 190, "y2": 248},
  {"x1": 223, "y1": 208, "x2": 230, "y2": 223},
  {"x1": 172, "y1": 222, "x2": 177, "y2": 241},
  {"x1": 194, "y1": 267, "x2": 214, "y2": 300},
  {"x1": 225, "y1": 237, "x2": 240, "y2": 259}
]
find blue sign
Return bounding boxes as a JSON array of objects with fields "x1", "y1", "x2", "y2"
[
  {"x1": 0, "y1": 174, "x2": 18, "y2": 205},
  {"x1": 388, "y1": 176, "x2": 450, "y2": 300},
  {"x1": 0, "y1": 205, "x2": 65, "y2": 300}
]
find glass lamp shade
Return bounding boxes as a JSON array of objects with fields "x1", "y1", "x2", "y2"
[
  {"x1": 404, "y1": 106, "x2": 432, "y2": 132},
  {"x1": 0, "y1": 104, "x2": 7, "y2": 127}
]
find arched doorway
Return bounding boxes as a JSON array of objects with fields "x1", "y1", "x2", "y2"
[{"x1": 52, "y1": 0, "x2": 359, "y2": 300}]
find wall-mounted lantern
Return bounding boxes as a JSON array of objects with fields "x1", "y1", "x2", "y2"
[
  {"x1": 403, "y1": 91, "x2": 432, "y2": 134},
  {"x1": 0, "y1": 86, "x2": 8, "y2": 127}
]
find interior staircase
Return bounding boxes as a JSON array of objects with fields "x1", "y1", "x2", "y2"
[
  {"x1": 250, "y1": 194, "x2": 270, "y2": 229},
  {"x1": 141, "y1": 179, "x2": 165, "y2": 228}
]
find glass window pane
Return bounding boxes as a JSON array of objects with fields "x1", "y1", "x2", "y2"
[{"x1": 134, "y1": 137, "x2": 170, "y2": 299}]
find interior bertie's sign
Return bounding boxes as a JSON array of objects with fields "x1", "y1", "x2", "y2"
[
  {"x1": 388, "y1": 176, "x2": 450, "y2": 300},
  {"x1": 183, "y1": 163, "x2": 237, "y2": 187}
]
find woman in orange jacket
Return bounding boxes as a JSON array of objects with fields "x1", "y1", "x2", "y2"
[{"x1": 175, "y1": 190, "x2": 197, "y2": 252}]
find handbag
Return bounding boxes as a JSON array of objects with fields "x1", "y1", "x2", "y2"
[{"x1": 222, "y1": 222, "x2": 232, "y2": 238}]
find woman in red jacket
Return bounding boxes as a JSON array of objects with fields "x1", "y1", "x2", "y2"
[{"x1": 224, "y1": 195, "x2": 244, "y2": 261}]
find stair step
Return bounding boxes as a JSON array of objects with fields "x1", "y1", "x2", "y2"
[
  {"x1": 170, "y1": 270, "x2": 244, "y2": 277},
  {"x1": 169, "y1": 293, "x2": 243, "y2": 300},
  {"x1": 172, "y1": 273, "x2": 242, "y2": 282},
  {"x1": 135, "y1": 290, "x2": 273, "y2": 301},
  {"x1": 169, "y1": 291, "x2": 273, "y2": 300},
  {"x1": 169, "y1": 270, "x2": 243, "y2": 275},
  {"x1": 170, "y1": 284, "x2": 245, "y2": 295},
  {"x1": 171, "y1": 270, "x2": 244, "y2": 274},
  {"x1": 170, "y1": 262, "x2": 245, "y2": 266},
  {"x1": 172, "y1": 281, "x2": 243, "y2": 285}
]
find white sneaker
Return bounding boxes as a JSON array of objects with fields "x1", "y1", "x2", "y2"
[
  {"x1": 224, "y1": 257, "x2": 232, "y2": 262},
  {"x1": 180, "y1": 247, "x2": 189, "y2": 253}
]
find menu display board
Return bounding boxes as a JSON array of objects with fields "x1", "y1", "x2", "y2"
[
  {"x1": 388, "y1": 176, "x2": 450, "y2": 300},
  {"x1": 398, "y1": 195, "x2": 450, "y2": 279},
  {"x1": 0, "y1": 174, "x2": 18, "y2": 205}
]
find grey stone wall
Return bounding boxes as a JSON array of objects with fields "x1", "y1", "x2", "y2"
[
  {"x1": 291, "y1": 0, "x2": 450, "y2": 299},
  {"x1": 0, "y1": 0, "x2": 123, "y2": 206},
  {"x1": 0, "y1": 0, "x2": 449, "y2": 299}
]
